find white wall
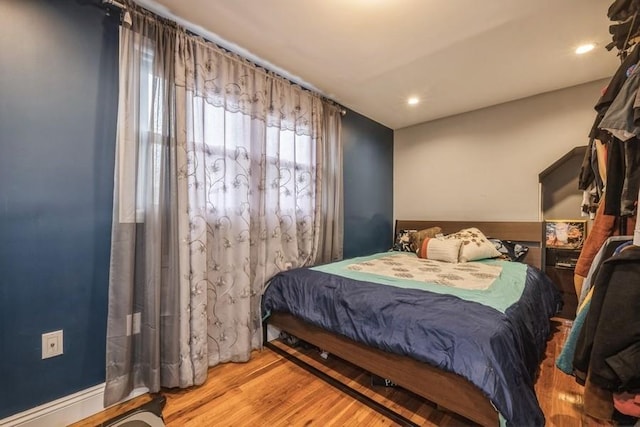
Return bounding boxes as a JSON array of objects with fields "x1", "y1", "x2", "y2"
[{"x1": 394, "y1": 79, "x2": 609, "y2": 221}]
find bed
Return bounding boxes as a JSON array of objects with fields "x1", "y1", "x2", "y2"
[{"x1": 261, "y1": 220, "x2": 561, "y2": 426}]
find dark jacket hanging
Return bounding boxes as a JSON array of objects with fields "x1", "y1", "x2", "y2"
[{"x1": 573, "y1": 246, "x2": 640, "y2": 392}]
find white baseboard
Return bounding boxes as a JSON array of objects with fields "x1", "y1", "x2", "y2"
[{"x1": 0, "y1": 384, "x2": 148, "y2": 427}]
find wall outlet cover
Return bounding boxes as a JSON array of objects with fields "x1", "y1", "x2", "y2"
[{"x1": 42, "y1": 330, "x2": 63, "y2": 359}]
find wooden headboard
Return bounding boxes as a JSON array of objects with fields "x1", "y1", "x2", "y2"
[{"x1": 395, "y1": 220, "x2": 543, "y2": 269}]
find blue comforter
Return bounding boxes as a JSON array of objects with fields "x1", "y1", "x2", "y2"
[{"x1": 262, "y1": 253, "x2": 561, "y2": 426}]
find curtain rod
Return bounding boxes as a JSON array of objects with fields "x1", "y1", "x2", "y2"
[
  {"x1": 102, "y1": 0, "x2": 133, "y2": 26},
  {"x1": 129, "y1": 0, "x2": 347, "y2": 116},
  {"x1": 103, "y1": 0, "x2": 346, "y2": 116},
  {"x1": 102, "y1": 0, "x2": 125, "y2": 9}
]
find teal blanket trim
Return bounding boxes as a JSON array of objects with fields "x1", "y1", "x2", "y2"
[{"x1": 311, "y1": 252, "x2": 527, "y2": 313}]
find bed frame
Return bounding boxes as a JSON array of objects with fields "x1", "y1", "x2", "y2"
[{"x1": 265, "y1": 220, "x2": 544, "y2": 426}]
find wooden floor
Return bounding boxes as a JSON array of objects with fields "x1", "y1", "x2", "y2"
[{"x1": 72, "y1": 319, "x2": 584, "y2": 427}]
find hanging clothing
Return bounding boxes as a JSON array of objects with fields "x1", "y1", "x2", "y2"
[
  {"x1": 573, "y1": 246, "x2": 640, "y2": 392},
  {"x1": 584, "y1": 376, "x2": 615, "y2": 421},
  {"x1": 589, "y1": 43, "x2": 640, "y2": 143},
  {"x1": 614, "y1": 392, "x2": 640, "y2": 418},
  {"x1": 574, "y1": 191, "x2": 636, "y2": 281},
  {"x1": 600, "y1": 135, "x2": 640, "y2": 219},
  {"x1": 600, "y1": 61, "x2": 640, "y2": 141},
  {"x1": 622, "y1": 140, "x2": 640, "y2": 215},
  {"x1": 596, "y1": 42, "x2": 640, "y2": 216},
  {"x1": 556, "y1": 236, "x2": 632, "y2": 375},
  {"x1": 598, "y1": 57, "x2": 640, "y2": 217},
  {"x1": 609, "y1": 0, "x2": 640, "y2": 22},
  {"x1": 580, "y1": 45, "x2": 640, "y2": 197},
  {"x1": 579, "y1": 138, "x2": 605, "y2": 196},
  {"x1": 608, "y1": 17, "x2": 640, "y2": 52},
  {"x1": 605, "y1": 138, "x2": 627, "y2": 217},
  {"x1": 579, "y1": 236, "x2": 634, "y2": 304},
  {"x1": 556, "y1": 287, "x2": 594, "y2": 375}
]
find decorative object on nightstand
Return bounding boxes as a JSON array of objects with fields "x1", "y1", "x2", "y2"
[{"x1": 545, "y1": 220, "x2": 586, "y2": 250}]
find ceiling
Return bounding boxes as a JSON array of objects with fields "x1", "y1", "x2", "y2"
[{"x1": 136, "y1": 0, "x2": 620, "y2": 129}]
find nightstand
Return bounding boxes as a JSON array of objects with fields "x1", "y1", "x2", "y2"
[{"x1": 545, "y1": 248, "x2": 581, "y2": 319}]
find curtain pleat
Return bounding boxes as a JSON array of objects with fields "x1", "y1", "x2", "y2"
[
  {"x1": 316, "y1": 106, "x2": 344, "y2": 264},
  {"x1": 105, "y1": 6, "x2": 342, "y2": 406}
]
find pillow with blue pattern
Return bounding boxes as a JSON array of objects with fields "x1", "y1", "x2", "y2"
[{"x1": 392, "y1": 229, "x2": 416, "y2": 252}]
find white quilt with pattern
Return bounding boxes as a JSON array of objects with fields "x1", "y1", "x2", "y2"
[{"x1": 346, "y1": 254, "x2": 503, "y2": 290}]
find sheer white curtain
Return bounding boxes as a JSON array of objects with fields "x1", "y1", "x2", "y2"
[{"x1": 105, "y1": 9, "x2": 342, "y2": 405}]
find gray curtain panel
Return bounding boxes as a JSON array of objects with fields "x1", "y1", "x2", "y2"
[{"x1": 105, "y1": 7, "x2": 342, "y2": 406}]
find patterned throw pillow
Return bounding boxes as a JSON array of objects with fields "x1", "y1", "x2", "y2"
[
  {"x1": 416, "y1": 237, "x2": 462, "y2": 263},
  {"x1": 392, "y1": 229, "x2": 416, "y2": 252},
  {"x1": 409, "y1": 226, "x2": 443, "y2": 253},
  {"x1": 444, "y1": 227, "x2": 502, "y2": 262},
  {"x1": 490, "y1": 238, "x2": 529, "y2": 262}
]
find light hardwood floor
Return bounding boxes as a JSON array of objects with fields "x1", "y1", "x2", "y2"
[{"x1": 72, "y1": 319, "x2": 583, "y2": 427}]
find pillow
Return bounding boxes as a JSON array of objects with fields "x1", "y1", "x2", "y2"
[
  {"x1": 392, "y1": 229, "x2": 416, "y2": 252},
  {"x1": 417, "y1": 237, "x2": 462, "y2": 263},
  {"x1": 409, "y1": 226, "x2": 442, "y2": 253},
  {"x1": 444, "y1": 227, "x2": 501, "y2": 262},
  {"x1": 489, "y1": 238, "x2": 530, "y2": 262}
]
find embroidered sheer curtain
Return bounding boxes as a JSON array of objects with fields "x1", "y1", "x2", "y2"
[{"x1": 105, "y1": 9, "x2": 342, "y2": 406}]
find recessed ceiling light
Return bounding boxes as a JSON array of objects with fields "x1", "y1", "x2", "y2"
[
  {"x1": 575, "y1": 44, "x2": 595, "y2": 54},
  {"x1": 407, "y1": 97, "x2": 419, "y2": 105}
]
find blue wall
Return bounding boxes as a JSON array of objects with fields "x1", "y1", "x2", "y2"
[
  {"x1": 0, "y1": 0, "x2": 118, "y2": 418},
  {"x1": 0, "y1": 0, "x2": 392, "y2": 418},
  {"x1": 342, "y1": 110, "x2": 394, "y2": 258}
]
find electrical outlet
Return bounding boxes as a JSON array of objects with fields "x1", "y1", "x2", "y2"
[{"x1": 42, "y1": 330, "x2": 63, "y2": 359}]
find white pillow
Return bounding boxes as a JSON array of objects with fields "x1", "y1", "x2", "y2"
[
  {"x1": 445, "y1": 227, "x2": 502, "y2": 262},
  {"x1": 416, "y1": 237, "x2": 462, "y2": 263}
]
